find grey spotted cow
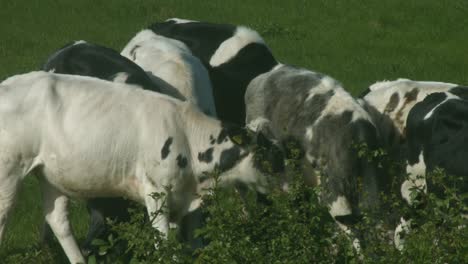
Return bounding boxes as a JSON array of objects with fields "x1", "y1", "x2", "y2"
[
  {"x1": 0, "y1": 71, "x2": 283, "y2": 263},
  {"x1": 246, "y1": 64, "x2": 382, "y2": 246}
]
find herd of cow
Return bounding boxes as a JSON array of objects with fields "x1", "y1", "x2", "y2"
[{"x1": 0, "y1": 18, "x2": 466, "y2": 263}]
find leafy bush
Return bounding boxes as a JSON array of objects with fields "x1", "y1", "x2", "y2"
[{"x1": 4, "y1": 152, "x2": 466, "y2": 263}]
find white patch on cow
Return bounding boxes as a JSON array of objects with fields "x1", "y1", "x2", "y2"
[
  {"x1": 305, "y1": 76, "x2": 338, "y2": 102},
  {"x1": 394, "y1": 217, "x2": 411, "y2": 250},
  {"x1": 209, "y1": 26, "x2": 266, "y2": 67},
  {"x1": 369, "y1": 78, "x2": 410, "y2": 91},
  {"x1": 73, "y1": 40, "x2": 87, "y2": 46},
  {"x1": 272, "y1": 63, "x2": 284, "y2": 71},
  {"x1": 402, "y1": 152, "x2": 427, "y2": 205},
  {"x1": 246, "y1": 117, "x2": 270, "y2": 132},
  {"x1": 424, "y1": 92, "x2": 460, "y2": 120},
  {"x1": 305, "y1": 153, "x2": 321, "y2": 186},
  {"x1": 112, "y1": 72, "x2": 129, "y2": 83},
  {"x1": 305, "y1": 126, "x2": 314, "y2": 141},
  {"x1": 368, "y1": 78, "x2": 456, "y2": 92},
  {"x1": 307, "y1": 78, "x2": 373, "y2": 126},
  {"x1": 329, "y1": 196, "x2": 352, "y2": 218},
  {"x1": 168, "y1": 18, "x2": 197, "y2": 24}
]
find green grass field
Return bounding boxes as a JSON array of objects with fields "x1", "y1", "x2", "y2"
[{"x1": 0, "y1": 0, "x2": 467, "y2": 262}]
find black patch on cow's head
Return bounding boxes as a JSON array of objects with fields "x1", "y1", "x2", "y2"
[
  {"x1": 198, "y1": 147, "x2": 214, "y2": 163},
  {"x1": 217, "y1": 146, "x2": 242, "y2": 172},
  {"x1": 449, "y1": 86, "x2": 468, "y2": 100},
  {"x1": 384, "y1": 92, "x2": 400, "y2": 113},
  {"x1": 176, "y1": 154, "x2": 188, "y2": 168},
  {"x1": 161, "y1": 137, "x2": 173, "y2": 160}
]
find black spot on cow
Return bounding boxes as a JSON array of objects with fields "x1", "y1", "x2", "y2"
[
  {"x1": 161, "y1": 137, "x2": 173, "y2": 159},
  {"x1": 129, "y1": 45, "x2": 141, "y2": 60},
  {"x1": 177, "y1": 154, "x2": 188, "y2": 168},
  {"x1": 216, "y1": 129, "x2": 229, "y2": 144},
  {"x1": 384, "y1": 92, "x2": 400, "y2": 113},
  {"x1": 198, "y1": 147, "x2": 214, "y2": 163},
  {"x1": 217, "y1": 146, "x2": 241, "y2": 172},
  {"x1": 41, "y1": 41, "x2": 161, "y2": 93},
  {"x1": 404, "y1": 88, "x2": 419, "y2": 102},
  {"x1": 209, "y1": 135, "x2": 216, "y2": 144},
  {"x1": 198, "y1": 172, "x2": 210, "y2": 183},
  {"x1": 395, "y1": 88, "x2": 420, "y2": 125}
]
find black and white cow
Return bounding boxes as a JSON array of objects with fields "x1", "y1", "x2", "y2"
[
  {"x1": 359, "y1": 79, "x2": 459, "y2": 147},
  {"x1": 147, "y1": 18, "x2": 279, "y2": 125},
  {"x1": 0, "y1": 71, "x2": 284, "y2": 264},
  {"x1": 395, "y1": 87, "x2": 468, "y2": 249},
  {"x1": 359, "y1": 79, "x2": 468, "y2": 249},
  {"x1": 121, "y1": 29, "x2": 217, "y2": 117},
  {"x1": 245, "y1": 64, "x2": 382, "y2": 246},
  {"x1": 42, "y1": 40, "x2": 163, "y2": 92}
]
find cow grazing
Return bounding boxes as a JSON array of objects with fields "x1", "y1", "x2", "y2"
[
  {"x1": 0, "y1": 71, "x2": 284, "y2": 264},
  {"x1": 359, "y1": 79, "x2": 467, "y2": 249},
  {"x1": 148, "y1": 18, "x2": 279, "y2": 125},
  {"x1": 121, "y1": 29, "x2": 216, "y2": 117},
  {"x1": 245, "y1": 64, "x2": 382, "y2": 246},
  {"x1": 395, "y1": 88, "x2": 468, "y2": 249},
  {"x1": 42, "y1": 40, "x2": 163, "y2": 92},
  {"x1": 42, "y1": 40, "x2": 178, "y2": 254}
]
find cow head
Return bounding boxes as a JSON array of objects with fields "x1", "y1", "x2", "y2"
[{"x1": 216, "y1": 123, "x2": 285, "y2": 194}]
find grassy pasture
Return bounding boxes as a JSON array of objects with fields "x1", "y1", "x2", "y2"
[{"x1": 0, "y1": 0, "x2": 467, "y2": 262}]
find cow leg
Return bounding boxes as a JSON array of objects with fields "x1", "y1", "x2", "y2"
[
  {"x1": 41, "y1": 181, "x2": 85, "y2": 264},
  {"x1": 0, "y1": 169, "x2": 20, "y2": 244},
  {"x1": 81, "y1": 204, "x2": 107, "y2": 256},
  {"x1": 144, "y1": 188, "x2": 170, "y2": 240}
]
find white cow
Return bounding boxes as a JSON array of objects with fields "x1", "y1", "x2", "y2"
[
  {"x1": 0, "y1": 71, "x2": 283, "y2": 263},
  {"x1": 121, "y1": 29, "x2": 217, "y2": 117}
]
